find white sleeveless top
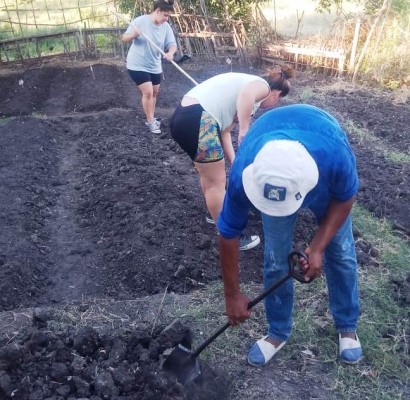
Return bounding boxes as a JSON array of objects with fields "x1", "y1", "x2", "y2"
[{"x1": 185, "y1": 72, "x2": 270, "y2": 130}]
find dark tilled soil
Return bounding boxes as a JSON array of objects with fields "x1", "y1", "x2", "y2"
[{"x1": 0, "y1": 58, "x2": 409, "y2": 399}]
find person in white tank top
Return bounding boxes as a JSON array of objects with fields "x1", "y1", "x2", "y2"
[{"x1": 170, "y1": 65, "x2": 294, "y2": 250}]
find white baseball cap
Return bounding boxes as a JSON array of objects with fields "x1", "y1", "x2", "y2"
[{"x1": 242, "y1": 140, "x2": 319, "y2": 216}]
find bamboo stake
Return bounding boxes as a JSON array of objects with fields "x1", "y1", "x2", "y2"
[
  {"x1": 78, "y1": 0, "x2": 83, "y2": 23},
  {"x1": 15, "y1": 0, "x2": 22, "y2": 35},
  {"x1": 25, "y1": 37, "x2": 30, "y2": 58},
  {"x1": 31, "y1": 0, "x2": 37, "y2": 29},
  {"x1": 373, "y1": 14, "x2": 387, "y2": 56},
  {"x1": 348, "y1": 19, "x2": 361, "y2": 73},
  {"x1": 60, "y1": 0, "x2": 68, "y2": 31},
  {"x1": 35, "y1": 37, "x2": 41, "y2": 59},
  {"x1": 16, "y1": 41, "x2": 23, "y2": 61},
  {"x1": 3, "y1": 43, "x2": 10, "y2": 62},
  {"x1": 3, "y1": 0, "x2": 15, "y2": 36},
  {"x1": 45, "y1": 0, "x2": 51, "y2": 21},
  {"x1": 352, "y1": 0, "x2": 391, "y2": 82}
]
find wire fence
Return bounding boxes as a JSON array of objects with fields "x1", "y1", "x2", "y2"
[
  {"x1": 3, "y1": 0, "x2": 403, "y2": 84},
  {"x1": 0, "y1": 0, "x2": 117, "y2": 35}
]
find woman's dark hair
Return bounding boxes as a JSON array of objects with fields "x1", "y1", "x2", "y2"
[
  {"x1": 262, "y1": 64, "x2": 294, "y2": 97},
  {"x1": 153, "y1": 0, "x2": 174, "y2": 12}
]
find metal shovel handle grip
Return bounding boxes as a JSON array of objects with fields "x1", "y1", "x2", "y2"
[
  {"x1": 288, "y1": 250, "x2": 311, "y2": 283},
  {"x1": 193, "y1": 250, "x2": 310, "y2": 356}
]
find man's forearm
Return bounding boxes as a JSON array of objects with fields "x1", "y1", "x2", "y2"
[
  {"x1": 219, "y1": 236, "x2": 241, "y2": 298},
  {"x1": 310, "y1": 197, "x2": 354, "y2": 253}
]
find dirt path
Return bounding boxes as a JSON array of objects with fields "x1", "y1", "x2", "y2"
[{"x1": 36, "y1": 120, "x2": 101, "y2": 305}]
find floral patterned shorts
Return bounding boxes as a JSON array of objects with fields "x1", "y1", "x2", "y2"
[
  {"x1": 194, "y1": 111, "x2": 223, "y2": 163},
  {"x1": 170, "y1": 103, "x2": 224, "y2": 163}
]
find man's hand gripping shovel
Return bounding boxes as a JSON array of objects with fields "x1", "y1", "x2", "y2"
[{"x1": 162, "y1": 251, "x2": 314, "y2": 385}]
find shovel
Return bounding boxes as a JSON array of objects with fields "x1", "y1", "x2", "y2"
[{"x1": 162, "y1": 250, "x2": 312, "y2": 385}]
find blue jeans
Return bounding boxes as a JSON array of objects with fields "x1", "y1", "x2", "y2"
[{"x1": 261, "y1": 212, "x2": 360, "y2": 342}]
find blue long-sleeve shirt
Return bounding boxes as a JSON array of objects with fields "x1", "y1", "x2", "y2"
[{"x1": 217, "y1": 104, "x2": 359, "y2": 239}]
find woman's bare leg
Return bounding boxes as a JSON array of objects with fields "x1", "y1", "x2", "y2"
[
  {"x1": 194, "y1": 159, "x2": 226, "y2": 223},
  {"x1": 152, "y1": 84, "x2": 160, "y2": 119},
  {"x1": 138, "y1": 81, "x2": 156, "y2": 123}
]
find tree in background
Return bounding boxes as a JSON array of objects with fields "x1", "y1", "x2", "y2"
[
  {"x1": 118, "y1": 0, "x2": 254, "y2": 21},
  {"x1": 117, "y1": 0, "x2": 409, "y2": 87},
  {"x1": 314, "y1": 0, "x2": 408, "y2": 14},
  {"x1": 314, "y1": 0, "x2": 409, "y2": 86}
]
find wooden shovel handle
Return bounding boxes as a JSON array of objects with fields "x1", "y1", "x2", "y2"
[
  {"x1": 193, "y1": 251, "x2": 312, "y2": 357},
  {"x1": 112, "y1": 11, "x2": 199, "y2": 86}
]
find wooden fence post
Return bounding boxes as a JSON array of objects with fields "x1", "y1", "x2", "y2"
[
  {"x1": 338, "y1": 53, "x2": 345, "y2": 77},
  {"x1": 352, "y1": 0, "x2": 391, "y2": 82},
  {"x1": 348, "y1": 19, "x2": 361, "y2": 73},
  {"x1": 35, "y1": 37, "x2": 41, "y2": 59}
]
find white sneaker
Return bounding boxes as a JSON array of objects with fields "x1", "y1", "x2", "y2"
[
  {"x1": 239, "y1": 234, "x2": 260, "y2": 251},
  {"x1": 145, "y1": 120, "x2": 161, "y2": 134},
  {"x1": 205, "y1": 215, "x2": 215, "y2": 224}
]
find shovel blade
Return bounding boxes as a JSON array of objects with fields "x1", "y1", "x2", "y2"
[{"x1": 163, "y1": 344, "x2": 202, "y2": 385}]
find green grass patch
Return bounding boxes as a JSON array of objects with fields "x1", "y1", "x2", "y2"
[
  {"x1": 344, "y1": 119, "x2": 410, "y2": 164},
  {"x1": 351, "y1": 205, "x2": 410, "y2": 272},
  {"x1": 293, "y1": 204, "x2": 409, "y2": 398},
  {"x1": 0, "y1": 116, "x2": 14, "y2": 124},
  {"x1": 0, "y1": 33, "x2": 78, "y2": 63},
  {"x1": 295, "y1": 87, "x2": 315, "y2": 102},
  {"x1": 183, "y1": 205, "x2": 409, "y2": 398}
]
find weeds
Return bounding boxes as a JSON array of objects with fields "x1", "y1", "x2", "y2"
[
  {"x1": 0, "y1": 116, "x2": 14, "y2": 124},
  {"x1": 296, "y1": 87, "x2": 315, "y2": 102},
  {"x1": 179, "y1": 204, "x2": 409, "y2": 399},
  {"x1": 344, "y1": 119, "x2": 410, "y2": 163}
]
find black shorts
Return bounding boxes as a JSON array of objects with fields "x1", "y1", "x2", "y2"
[
  {"x1": 127, "y1": 70, "x2": 162, "y2": 86},
  {"x1": 170, "y1": 104, "x2": 224, "y2": 163}
]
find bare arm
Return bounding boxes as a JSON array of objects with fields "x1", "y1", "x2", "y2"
[
  {"x1": 220, "y1": 126, "x2": 235, "y2": 165},
  {"x1": 301, "y1": 197, "x2": 355, "y2": 280},
  {"x1": 163, "y1": 44, "x2": 177, "y2": 62},
  {"x1": 122, "y1": 26, "x2": 142, "y2": 43},
  {"x1": 236, "y1": 80, "x2": 270, "y2": 144},
  {"x1": 219, "y1": 236, "x2": 251, "y2": 325}
]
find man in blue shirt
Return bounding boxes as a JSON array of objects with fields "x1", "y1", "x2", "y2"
[{"x1": 217, "y1": 104, "x2": 362, "y2": 366}]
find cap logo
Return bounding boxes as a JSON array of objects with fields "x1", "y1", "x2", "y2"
[
  {"x1": 264, "y1": 184, "x2": 286, "y2": 201},
  {"x1": 295, "y1": 192, "x2": 302, "y2": 201}
]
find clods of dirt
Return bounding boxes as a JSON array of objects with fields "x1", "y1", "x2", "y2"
[{"x1": 0, "y1": 314, "x2": 230, "y2": 400}]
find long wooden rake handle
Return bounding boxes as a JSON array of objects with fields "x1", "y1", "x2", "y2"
[{"x1": 112, "y1": 11, "x2": 199, "y2": 86}]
